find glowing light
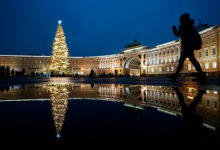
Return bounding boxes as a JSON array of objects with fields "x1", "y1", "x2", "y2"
[
  {"x1": 123, "y1": 104, "x2": 144, "y2": 110},
  {"x1": 58, "y1": 20, "x2": 62, "y2": 25},
  {"x1": 56, "y1": 133, "x2": 61, "y2": 139},
  {"x1": 187, "y1": 96, "x2": 194, "y2": 99}
]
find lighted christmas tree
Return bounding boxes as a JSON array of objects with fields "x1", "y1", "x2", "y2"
[{"x1": 50, "y1": 20, "x2": 70, "y2": 75}]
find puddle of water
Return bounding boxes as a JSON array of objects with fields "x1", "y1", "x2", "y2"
[{"x1": 0, "y1": 83, "x2": 219, "y2": 149}]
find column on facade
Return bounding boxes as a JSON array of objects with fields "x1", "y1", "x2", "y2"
[
  {"x1": 100, "y1": 60, "x2": 102, "y2": 69},
  {"x1": 115, "y1": 58, "x2": 117, "y2": 68}
]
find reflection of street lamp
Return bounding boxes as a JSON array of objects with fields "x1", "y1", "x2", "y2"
[
  {"x1": 143, "y1": 65, "x2": 147, "y2": 76},
  {"x1": 186, "y1": 58, "x2": 190, "y2": 76}
]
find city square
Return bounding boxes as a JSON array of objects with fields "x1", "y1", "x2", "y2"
[{"x1": 0, "y1": 0, "x2": 220, "y2": 149}]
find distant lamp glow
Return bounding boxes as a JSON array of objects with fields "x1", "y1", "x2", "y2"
[{"x1": 58, "y1": 20, "x2": 62, "y2": 25}]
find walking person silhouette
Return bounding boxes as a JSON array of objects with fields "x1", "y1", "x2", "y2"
[{"x1": 170, "y1": 14, "x2": 206, "y2": 81}]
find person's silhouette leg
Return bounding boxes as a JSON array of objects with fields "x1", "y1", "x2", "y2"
[
  {"x1": 189, "y1": 55, "x2": 206, "y2": 81},
  {"x1": 170, "y1": 53, "x2": 187, "y2": 80},
  {"x1": 189, "y1": 90, "x2": 205, "y2": 110},
  {"x1": 173, "y1": 87, "x2": 187, "y2": 111}
]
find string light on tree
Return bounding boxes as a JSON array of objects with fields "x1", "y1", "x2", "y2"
[{"x1": 50, "y1": 20, "x2": 70, "y2": 75}]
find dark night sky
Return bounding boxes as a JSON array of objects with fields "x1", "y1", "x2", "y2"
[{"x1": 0, "y1": 0, "x2": 220, "y2": 56}]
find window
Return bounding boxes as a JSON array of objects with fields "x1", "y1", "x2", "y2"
[
  {"x1": 198, "y1": 51, "x2": 202, "y2": 57},
  {"x1": 207, "y1": 100, "x2": 210, "y2": 107},
  {"x1": 159, "y1": 52, "x2": 161, "y2": 55},
  {"x1": 159, "y1": 59, "x2": 161, "y2": 64},
  {"x1": 214, "y1": 101, "x2": 218, "y2": 109},
  {"x1": 205, "y1": 49, "x2": 209, "y2": 56},
  {"x1": 148, "y1": 68, "x2": 150, "y2": 72},
  {"x1": 171, "y1": 49, "x2": 174, "y2": 53},
  {"x1": 176, "y1": 55, "x2": 179, "y2": 61},
  {"x1": 212, "y1": 47, "x2": 216, "y2": 55},
  {"x1": 205, "y1": 40, "x2": 208, "y2": 44},
  {"x1": 155, "y1": 53, "x2": 157, "y2": 56},
  {"x1": 167, "y1": 67, "x2": 169, "y2": 72},
  {"x1": 205, "y1": 63, "x2": 209, "y2": 69},
  {"x1": 163, "y1": 51, "x2": 165, "y2": 55},
  {"x1": 151, "y1": 68, "x2": 154, "y2": 72},
  {"x1": 176, "y1": 48, "x2": 179, "y2": 52},
  {"x1": 155, "y1": 68, "x2": 157, "y2": 72},
  {"x1": 212, "y1": 37, "x2": 216, "y2": 42},
  {"x1": 163, "y1": 67, "x2": 165, "y2": 72},
  {"x1": 212, "y1": 62, "x2": 217, "y2": 68},
  {"x1": 167, "y1": 50, "x2": 170, "y2": 54},
  {"x1": 171, "y1": 66, "x2": 174, "y2": 72},
  {"x1": 188, "y1": 64, "x2": 191, "y2": 71},
  {"x1": 159, "y1": 67, "x2": 161, "y2": 72},
  {"x1": 167, "y1": 57, "x2": 170, "y2": 63}
]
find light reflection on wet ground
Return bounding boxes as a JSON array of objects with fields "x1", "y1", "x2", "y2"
[{"x1": 0, "y1": 82, "x2": 220, "y2": 149}]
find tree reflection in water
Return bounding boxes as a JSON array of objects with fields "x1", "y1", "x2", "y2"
[{"x1": 49, "y1": 84, "x2": 70, "y2": 139}]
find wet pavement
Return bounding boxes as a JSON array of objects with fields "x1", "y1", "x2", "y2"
[{"x1": 0, "y1": 78, "x2": 220, "y2": 149}]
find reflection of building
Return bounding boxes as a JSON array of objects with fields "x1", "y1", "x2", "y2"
[
  {"x1": 0, "y1": 84, "x2": 220, "y2": 131},
  {"x1": 0, "y1": 25, "x2": 220, "y2": 76},
  {"x1": 49, "y1": 84, "x2": 70, "y2": 138}
]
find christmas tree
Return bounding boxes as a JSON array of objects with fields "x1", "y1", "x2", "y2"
[{"x1": 50, "y1": 20, "x2": 70, "y2": 75}]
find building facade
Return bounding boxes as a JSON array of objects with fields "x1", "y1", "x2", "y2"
[{"x1": 0, "y1": 25, "x2": 220, "y2": 77}]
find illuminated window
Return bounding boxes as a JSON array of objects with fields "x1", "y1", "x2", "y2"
[
  {"x1": 212, "y1": 47, "x2": 216, "y2": 55},
  {"x1": 205, "y1": 63, "x2": 209, "y2": 69},
  {"x1": 159, "y1": 59, "x2": 161, "y2": 64},
  {"x1": 205, "y1": 49, "x2": 209, "y2": 56},
  {"x1": 176, "y1": 55, "x2": 179, "y2": 61},
  {"x1": 188, "y1": 64, "x2": 191, "y2": 71},
  {"x1": 159, "y1": 67, "x2": 161, "y2": 72},
  {"x1": 171, "y1": 66, "x2": 174, "y2": 71},
  {"x1": 167, "y1": 67, "x2": 169, "y2": 72},
  {"x1": 151, "y1": 68, "x2": 154, "y2": 72},
  {"x1": 148, "y1": 68, "x2": 150, "y2": 72},
  {"x1": 198, "y1": 51, "x2": 202, "y2": 57},
  {"x1": 167, "y1": 56, "x2": 170, "y2": 63},
  {"x1": 212, "y1": 62, "x2": 217, "y2": 68}
]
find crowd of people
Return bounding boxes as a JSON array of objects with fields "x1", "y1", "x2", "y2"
[{"x1": 0, "y1": 66, "x2": 25, "y2": 78}]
